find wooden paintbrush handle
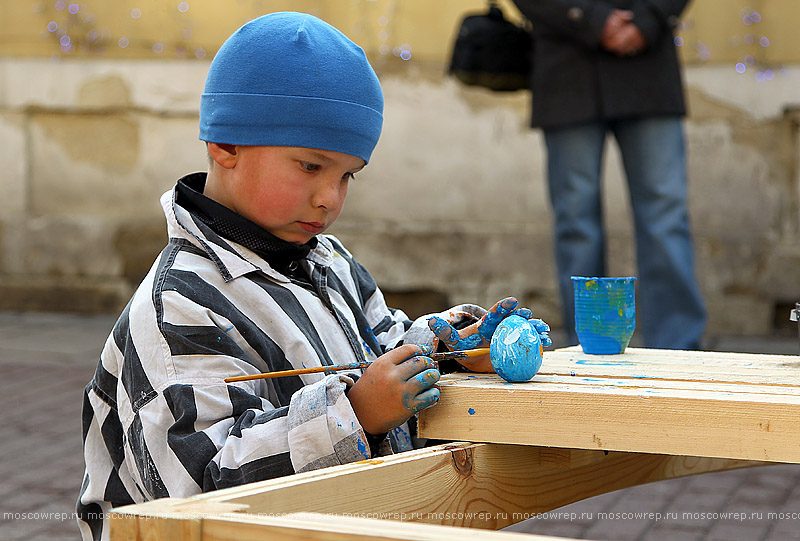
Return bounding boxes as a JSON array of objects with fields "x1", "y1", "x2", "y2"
[{"x1": 224, "y1": 348, "x2": 490, "y2": 383}]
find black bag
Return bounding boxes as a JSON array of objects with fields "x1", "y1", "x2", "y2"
[{"x1": 448, "y1": 2, "x2": 532, "y2": 92}]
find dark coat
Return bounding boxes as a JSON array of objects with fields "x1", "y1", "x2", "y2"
[{"x1": 512, "y1": 0, "x2": 689, "y2": 129}]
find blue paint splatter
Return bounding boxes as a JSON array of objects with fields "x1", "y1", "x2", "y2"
[
  {"x1": 356, "y1": 437, "x2": 369, "y2": 459},
  {"x1": 391, "y1": 426, "x2": 414, "y2": 452},
  {"x1": 575, "y1": 359, "x2": 631, "y2": 366},
  {"x1": 361, "y1": 340, "x2": 373, "y2": 357},
  {"x1": 468, "y1": 408, "x2": 476, "y2": 415}
]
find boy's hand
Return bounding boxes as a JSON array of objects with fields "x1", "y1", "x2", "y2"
[
  {"x1": 427, "y1": 297, "x2": 552, "y2": 372},
  {"x1": 348, "y1": 344, "x2": 440, "y2": 435}
]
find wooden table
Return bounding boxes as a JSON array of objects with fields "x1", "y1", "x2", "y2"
[{"x1": 110, "y1": 347, "x2": 800, "y2": 540}]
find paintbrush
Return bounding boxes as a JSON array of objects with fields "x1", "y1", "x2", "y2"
[{"x1": 224, "y1": 347, "x2": 490, "y2": 383}]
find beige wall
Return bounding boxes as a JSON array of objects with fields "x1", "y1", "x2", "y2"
[
  {"x1": 1, "y1": 1, "x2": 799, "y2": 341},
  {"x1": 3, "y1": 0, "x2": 798, "y2": 63}
]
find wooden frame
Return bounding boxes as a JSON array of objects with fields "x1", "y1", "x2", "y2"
[
  {"x1": 111, "y1": 348, "x2": 798, "y2": 540},
  {"x1": 111, "y1": 442, "x2": 763, "y2": 540}
]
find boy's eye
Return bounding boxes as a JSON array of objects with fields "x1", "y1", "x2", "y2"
[
  {"x1": 300, "y1": 162, "x2": 320, "y2": 172},
  {"x1": 342, "y1": 172, "x2": 356, "y2": 181}
]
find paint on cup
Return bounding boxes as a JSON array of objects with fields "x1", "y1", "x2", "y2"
[{"x1": 572, "y1": 276, "x2": 636, "y2": 355}]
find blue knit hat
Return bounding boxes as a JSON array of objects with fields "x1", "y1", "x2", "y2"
[{"x1": 199, "y1": 12, "x2": 383, "y2": 163}]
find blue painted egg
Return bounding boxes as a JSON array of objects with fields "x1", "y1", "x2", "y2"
[{"x1": 489, "y1": 315, "x2": 543, "y2": 383}]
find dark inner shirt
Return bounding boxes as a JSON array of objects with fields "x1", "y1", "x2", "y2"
[{"x1": 175, "y1": 172, "x2": 318, "y2": 277}]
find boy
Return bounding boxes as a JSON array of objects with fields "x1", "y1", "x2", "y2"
[{"x1": 77, "y1": 12, "x2": 550, "y2": 540}]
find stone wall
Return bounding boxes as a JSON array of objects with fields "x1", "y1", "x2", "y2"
[{"x1": 1, "y1": 57, "x2": 799, "y2": 339}]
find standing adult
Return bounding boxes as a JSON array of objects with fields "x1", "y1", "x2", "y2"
[{"x1": 512, "y1": 0, "x2": 706, "y2": 349}]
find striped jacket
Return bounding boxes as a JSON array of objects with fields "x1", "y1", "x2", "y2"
[{"x1": 77, "y1": 183, "x2": 483, "y2": 540}]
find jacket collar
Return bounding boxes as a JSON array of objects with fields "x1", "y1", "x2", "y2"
[{"x1": 160, "y1": 181, "x2": 334, "y2": 283}]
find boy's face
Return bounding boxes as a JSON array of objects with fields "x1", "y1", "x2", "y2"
[{"x1": 209, "y1": 146, "x2": 365, "y2": 244}]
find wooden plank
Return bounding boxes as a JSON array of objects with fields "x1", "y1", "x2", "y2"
[
  {"x1": 113, "y1": 510, "x2": 566, "y2": 540},
  {"x1": 197, "y1": 512, "x2": 572, "y2": 540},
  {"x1": 437, "y1": 372, "x2": 800, "y2": 402},
  {"x1": 418, "y1": 373, "x2": 800, "y2": 463},
  {"x1": 111, "y1": 442, "x2": 764, "y2": 540},
  {"x1": 109, "y1": 503, "x2": 203, "y2": 541},
  {"x1": 531, "y1": 373, "x2": 800, "y2": 397},
  {"x1": 552, "y1": 346, "x2": 800, "y2": 366},
  {"x1": 542, "y1": 347, "x2": 800, "y2": 386}
]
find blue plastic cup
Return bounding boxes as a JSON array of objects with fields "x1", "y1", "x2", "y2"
[{"x1": 572, "y1": 276, "x2": 636, "y2": 355}]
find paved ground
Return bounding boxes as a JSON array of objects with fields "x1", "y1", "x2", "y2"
[{"x1": 0, "y1": 311, "x2": 798, "y2": 540}]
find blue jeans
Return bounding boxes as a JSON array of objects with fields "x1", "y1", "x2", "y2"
[{"x1": 544, "y1": 117, "x2": 707, "y2": 349}]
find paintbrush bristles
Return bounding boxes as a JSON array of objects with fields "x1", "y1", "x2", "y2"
[{"x1": 224, "y1": 347, "x2": 490, "y2": 383}]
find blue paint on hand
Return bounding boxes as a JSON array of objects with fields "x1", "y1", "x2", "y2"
[
  {"x1": 478, "y1": 297, "x2": 519, "y2": 342},
  {"x1": 428, "y1": 316, "x2": 483, "y2": 351},
  {"x1": 528, "y1": 318, "x2": 553, "y2": 347},
  {"x1": 413, "y1": 369, "x2": 440, "y2": 387},
  {"x1": 428, "y1": 299, "x2": 552, "y2": 355},
  {"x1": 428, "y1": 316, "x2": 461, "y2": 344},
  {"x1": 509, "y1": 307, "x2": 533, "y2": 320}
]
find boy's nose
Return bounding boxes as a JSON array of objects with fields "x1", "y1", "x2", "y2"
[{"x1": 312, "y1": 178, "x2": 345, "y2": 210}]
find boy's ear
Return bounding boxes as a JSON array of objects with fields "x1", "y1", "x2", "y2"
[{"x1": 207, "y1": 143, "x2": 238, "y2": 169}]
